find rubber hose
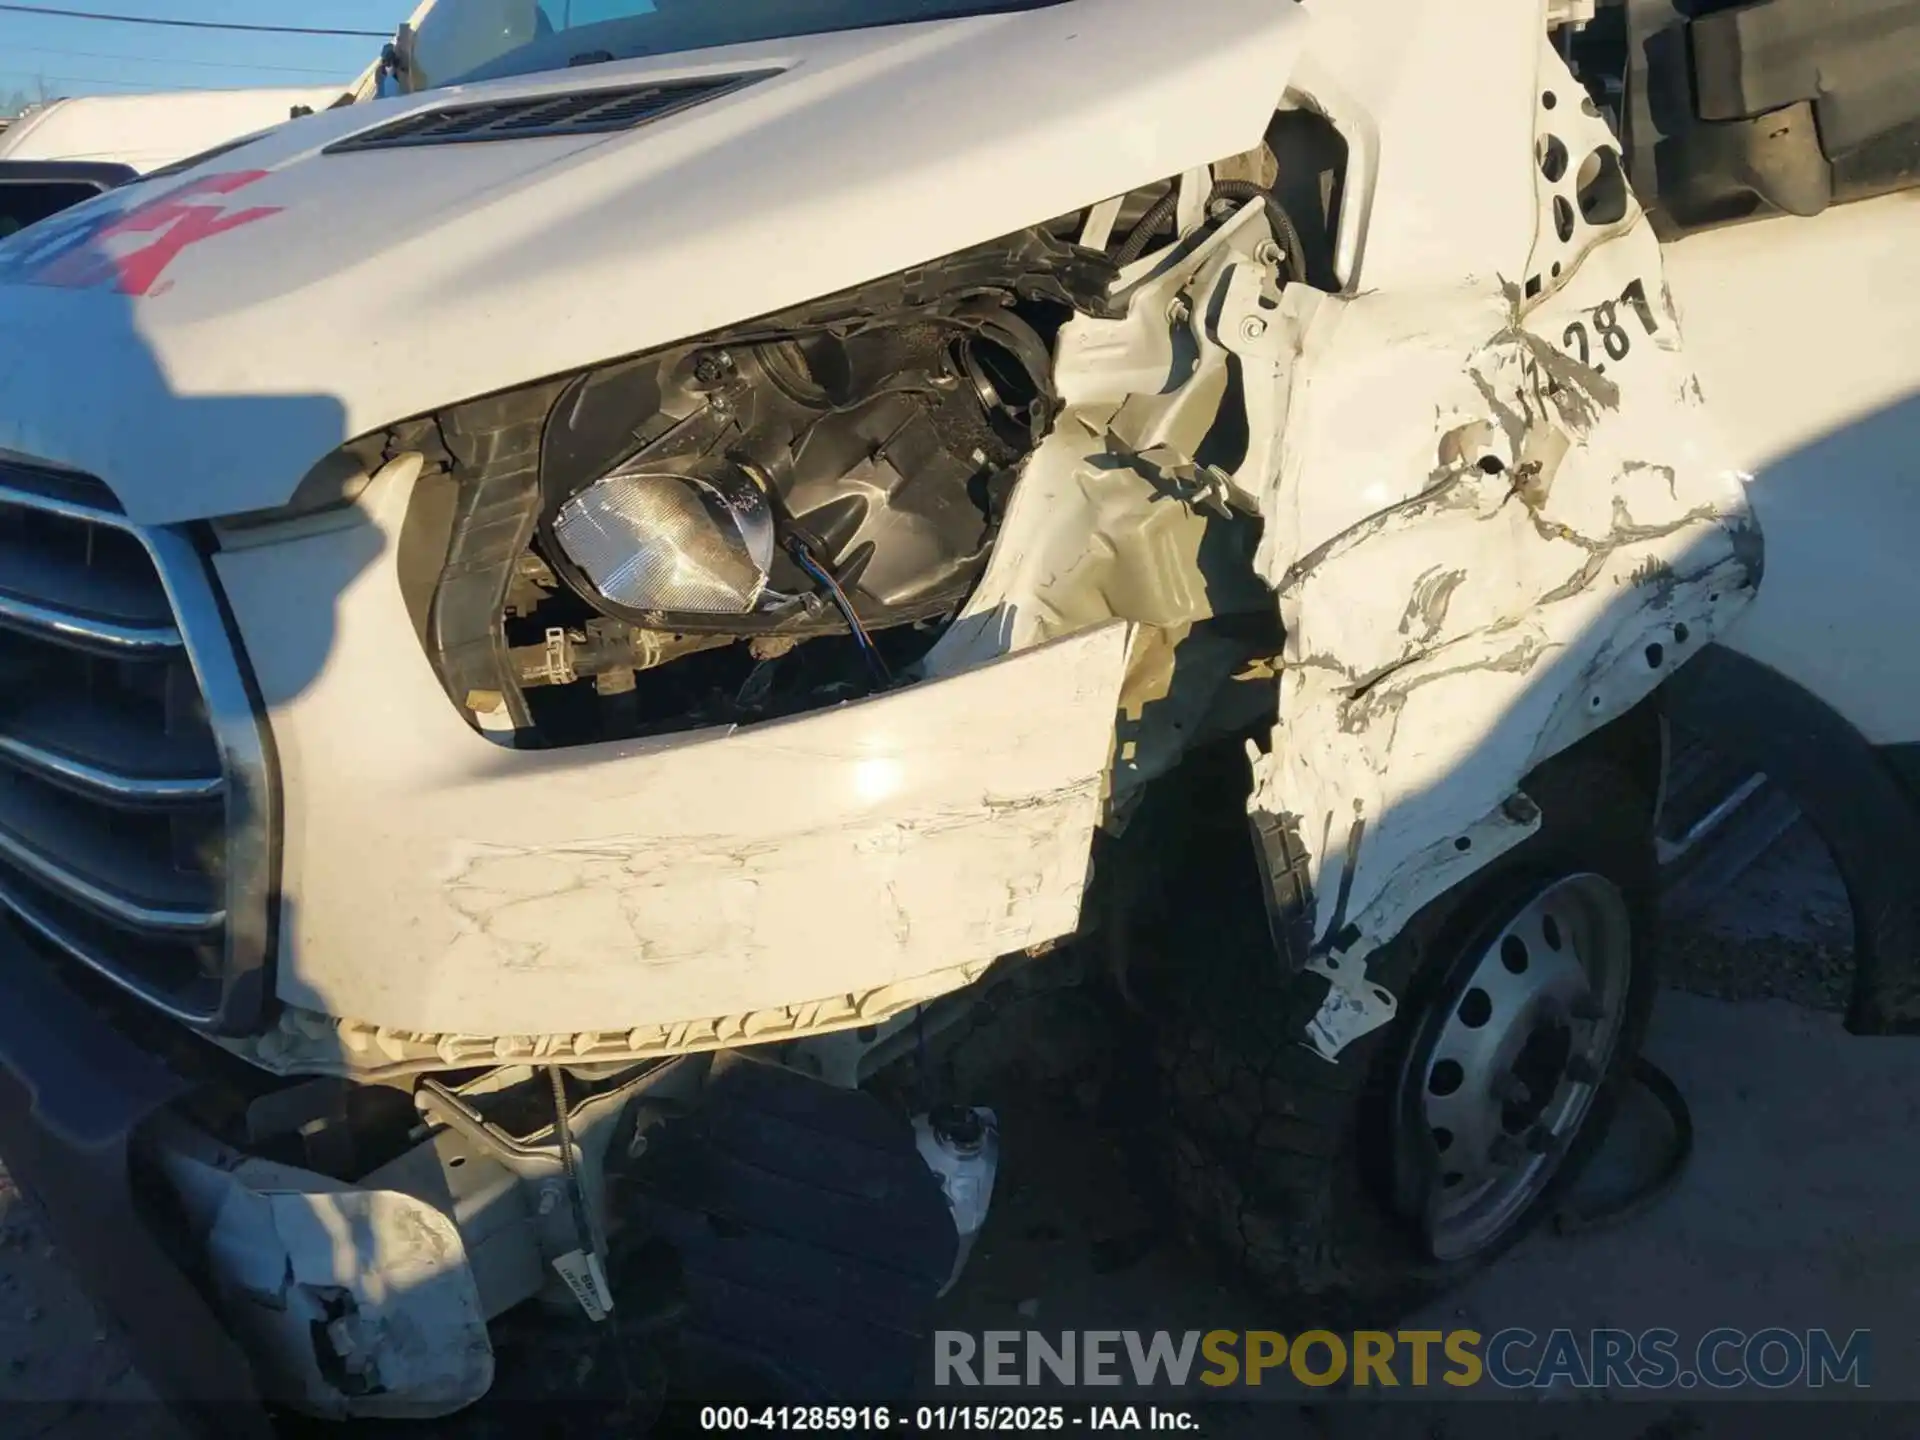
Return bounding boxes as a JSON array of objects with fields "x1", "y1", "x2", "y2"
[
  {"x1": 1109, "y1": 179, "x2": 1309, "y2": 284},
  {"x1": 1208, "y1": 179, "x2": 1309, "y2": 284},
  {"x1": 1109, "y1": 188, "x2": 1182, "y2": 268}
]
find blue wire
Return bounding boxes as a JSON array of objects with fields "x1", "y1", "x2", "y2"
[{"x1": 787, "y1": 538, "x2": 892, "y2": 687}]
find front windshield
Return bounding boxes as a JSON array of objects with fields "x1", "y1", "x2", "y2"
[{"x1": 406, "y1": 0, "x2": 1066, "y2": 91}]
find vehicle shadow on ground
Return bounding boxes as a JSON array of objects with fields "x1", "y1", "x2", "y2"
[{"x1": 0, "y1": 1180, "x2": 185, "y2": 1439}]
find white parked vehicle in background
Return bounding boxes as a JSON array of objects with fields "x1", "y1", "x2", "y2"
[
  {"x1": 0, "y1": 0, "x2": 1914, "y2": 1429},
  {"x1": 0, "y1": 87, "x2": 350, "y2": 240},
  {"x1": 0, "y1": 87, "x2": 352, "y2": 173}
]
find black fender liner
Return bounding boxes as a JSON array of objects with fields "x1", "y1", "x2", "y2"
[{"x1": 1662, "y1": 642, "x2": 1920, "y2": 1035}]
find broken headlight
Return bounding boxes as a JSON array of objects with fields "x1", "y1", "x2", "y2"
[
  {"x1": 405, "y1": 225, "x2": 1117, "y2": 746},
  {"x1": 550, "y1": 457, "x2": 777, "y2": 616}
]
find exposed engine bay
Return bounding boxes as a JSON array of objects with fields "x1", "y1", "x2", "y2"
[
  {"x1": 512, "y1": 266, "x2": 1082, "y2": 742},
  {"x1": 419, "y1": 230, "x2": 1119, "y2": 746},
  {"x1": 395, "y1": 154, "x2": 1321, "y2": 756}
]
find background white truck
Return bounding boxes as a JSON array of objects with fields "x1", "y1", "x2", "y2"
[
  {"x1": 0, "y1": 87, "x2": 351, "y2": 172},
  {"x1": 0, "y1": 87, "x2": 351, "y2": 239}
]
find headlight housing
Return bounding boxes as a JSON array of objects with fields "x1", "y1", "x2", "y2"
[
  {"x1": 550, "y1": 457, "x2": 777, "y2": 617},
  {"x1": 386, "y1": 224, "x2": 1116, "y2": 747}
]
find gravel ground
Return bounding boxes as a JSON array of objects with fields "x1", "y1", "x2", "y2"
[
  {"x1": 1659, "y1": 821, "x2": 1854, "y2": 1012},
  {"x1": 0, "y1": 819, "x2": 1895, "y2": 1438}
]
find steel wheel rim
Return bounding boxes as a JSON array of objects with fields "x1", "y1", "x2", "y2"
[{"x1": 1399, "y1": 872, "x2": 1634, "y2": 1262}]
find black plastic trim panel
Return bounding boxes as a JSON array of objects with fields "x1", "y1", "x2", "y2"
[
  {"x1": 1623, "y1": 0, "x2": 1920, "y2": 234},
  {"x1": 326, "y1": 72, "x2": 778, "y2": 153}
]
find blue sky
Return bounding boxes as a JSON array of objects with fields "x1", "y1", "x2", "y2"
[{"x1": 1, "y1": 2, "x2": 411, "y2": 108}]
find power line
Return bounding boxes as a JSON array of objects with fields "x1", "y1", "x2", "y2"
[
  {"x1": 0, "y1": 5, "x2": 387, "y2": 37},
  {"x1": 0, "y1": 70, "x2": 225, "y2": 90},
  {"x1": 7, "y1": 42, "x2": 345, "y2": 75}
]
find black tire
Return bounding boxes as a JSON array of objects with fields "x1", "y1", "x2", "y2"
[{"x1": 1145, "y1": 752, "x2": 1658, "y2": 1323}]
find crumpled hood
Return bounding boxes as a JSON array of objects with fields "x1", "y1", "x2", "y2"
[{"x1": 0, "y1": 0, "x2": 1308, "y2": 525}]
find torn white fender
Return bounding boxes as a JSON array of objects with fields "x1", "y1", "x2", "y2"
[
  {"x1": 926, "y1": 193, "x2": 1287, "y2": 812},
  {"x1": 924, "y1": 23, "x2": 1754, "y2": 1063},
  {"x1": 1249, "y1": 34, "x2": 1758, "y2": 1056}
]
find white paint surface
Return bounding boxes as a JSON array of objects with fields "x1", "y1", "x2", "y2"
[
  {"x1": 1242, "y1": 25, "x2": 1757, "y2": 998},
  {"x1": 204, "y1": 1181, "x2": 490, "y2": 1417},
  {"x1": 1664, "y1": 193, "x2": 1920, "y2": 745},
  {"x1": 0, "y1": 0, "x2": 1307, "y2": 526}
]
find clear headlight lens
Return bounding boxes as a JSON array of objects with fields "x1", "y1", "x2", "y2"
[{"x1": 552, "y1": 459, "x2": 776, "y2": 615}]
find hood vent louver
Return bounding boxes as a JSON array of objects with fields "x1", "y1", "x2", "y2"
[{"x1": 326, "y1": 71, "x2": 777, "y2": 154}]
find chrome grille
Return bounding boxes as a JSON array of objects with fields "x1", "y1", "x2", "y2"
[{"x1": 0, "y1": 460, "x2": 274, "y2": 1031}]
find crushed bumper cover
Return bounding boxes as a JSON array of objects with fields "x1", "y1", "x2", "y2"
[
  {"x1": 0, "y1": 923, "x2": 962, "y2": 1427},
  {"x1": 0, "y1": 930, "x2": 498, "y2": 1425}
]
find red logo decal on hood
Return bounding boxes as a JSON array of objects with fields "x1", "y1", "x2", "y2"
[{"x1": 0, "y1": 170, "x2": 282, "y2": 296}]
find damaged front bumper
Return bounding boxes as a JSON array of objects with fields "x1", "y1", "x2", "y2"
[
  {"x1": 150, "y1": 1133, "x2": 495, "y2": 1420},
  {"x1": 0, "y1": 911, "x2": 657, "y2": 1423},
  {"x1": 0, "y1": 923, "x2": 963, "y2": 1422},
  {"x1": 0, "y1": 924, "x2": 510, "y2": 1422},
  {"x1": 212, "y1": 453, "x2": 1135, "y2": 1067}
]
